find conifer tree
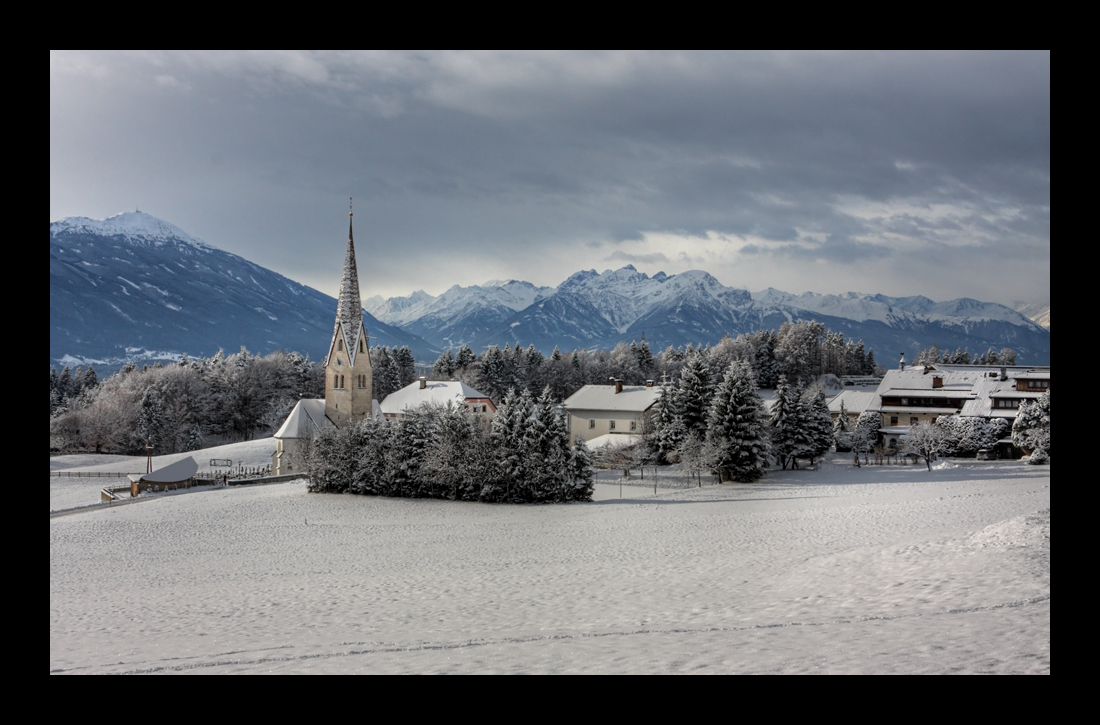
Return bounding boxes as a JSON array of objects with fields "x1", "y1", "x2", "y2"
[
  {"x1": 803, "y1": 390, "x2": 835, "y2": 465},
  {"x1": 769, "y1": 375, "x2": 803, "y2": 470},
  {"x1": 456, "y1": 344, "x2": 477, "y2": 371},
  {"x1": 678, "y1": 353, "x2": 712, "y2": 436},
  {"x1": 705, "y1": 360, "x2": 769, "y2": 482},
  {"x1": 833, "y1": 400, "x2": 853, "y2": 451},
  {"x1": 433, "y1": 350, "x2": 456, "y2": 378},
  {"x1": 569, "y1": 435, "x2": 596, "y2": 501}
]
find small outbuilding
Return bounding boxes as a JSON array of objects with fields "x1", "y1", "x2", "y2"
[{"x1": 127, "y1": 456, "x2": 199, "y2": 497}]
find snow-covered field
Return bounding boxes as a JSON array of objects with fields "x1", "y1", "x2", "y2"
[
  {"x1": 50, "y1": 439, "x2": 279, "y2": 513},
  {"x1": 50, "y1": 455, "x2": 1049, "y2": 674}
]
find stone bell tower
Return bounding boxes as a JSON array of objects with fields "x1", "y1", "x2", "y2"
[{"x1": 324, "y1": 201, "x2": 373, "y2": 427}]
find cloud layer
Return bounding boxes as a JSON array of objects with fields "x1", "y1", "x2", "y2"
[{"x1": 50, "y1": 51, "x2": 1050, "y2": 304}]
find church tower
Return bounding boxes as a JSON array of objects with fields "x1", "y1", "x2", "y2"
[{"x1": 324, "y1": 204, "x2": 373, "y2": 427}]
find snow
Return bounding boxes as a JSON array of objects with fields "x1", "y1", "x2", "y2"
[
  {"x1": 50, "y1": 455, "x2": 1049, "y2": 674},
  {"x1": 379, "y1": 381, "x2": 492, "y2": 416},
  {"x1": 50, "y1": 438, "x2": 278, "y2": 513},
  {"x1": 562, "y1": 384, "x2": 663, "y2": 413},
  {"x1": 51, "y1": 212, "x2": 213, "y2": 250}
]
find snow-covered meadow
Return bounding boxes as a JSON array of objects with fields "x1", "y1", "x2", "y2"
[{"x1": 50, "y1": 454, "x2": 1049, "y2": 674}]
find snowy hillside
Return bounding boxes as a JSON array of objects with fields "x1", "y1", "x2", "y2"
[
  {"x1": 367, "y1": 266, "x2": 1051, "y2": 363},
  {"x1": 50, "y1": 212, "x2": 434, "y2": 366}
]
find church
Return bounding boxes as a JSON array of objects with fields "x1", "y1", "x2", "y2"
[{"x1": 271, "y1": 207, "x2": 375, "y2": 475}]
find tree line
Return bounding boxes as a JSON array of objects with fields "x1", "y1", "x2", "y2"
[
  {"x1": 913, "y1": 345, "x2": 1017, "y2": 366},
  {"x1": 50, "y1": 349, "x2": 325, "y2": 454},
  {"x1": 428, "y1": 321, "x2": 882, "y2": 403},
  {"x1": 305, "y1": 387, "x2": 595, "y2": 503}
]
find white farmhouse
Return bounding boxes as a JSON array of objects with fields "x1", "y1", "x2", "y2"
[
  {"x1": 380, "y1": 378, "x2": 496, "y2": 427},
  {"x1": 562, "y1": 379, "x2": 662, "y2": 446}
]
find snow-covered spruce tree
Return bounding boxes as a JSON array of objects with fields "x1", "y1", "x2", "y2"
[
  {"x1": 456, "y1": 344, "x2": 477, "y2": 371},
  {"x1": 677, "y1": 353, "x2": 712, "y2": 437},
  {"x1": 705, "y1": 360, "x2": 770, "y2": 482},
  {"x1": 307, "y1": 424, "x2": 360, "y2": 493},
  {"x1": 432, "y1": 350, "x2": 456, "y2": 379},
  {"x1": 652, "y1": 383, "x2": 685, "y2": 462},
  {"x1": 524, "y1": 386, "x2": 571, "y2": 502},
  {"x1": 352, "y1": 417, "x2": 390, "y2": 496},
  {"x1": 1012, "y1": 391, "x2": 1050, "y2": 464},
  {"x1": 138, "y1": 386, "x2": 166, "y2": 449},
  {"x1": 490, "y1": 388, "x2": 533, "y2": 502},
  {"x1": 803, "y1": 390, "x2": 835, "y2": 465},
  {"x1": 833, "y1": 400, "x2": 853, "y2": 452},
  {"x1": 387, "y1": 408, "x2": 435, "y2": 497},
  {"x1": 570, "y1": 435, "x2": 596, "y2": 501},
  {"x1": 424, "y1": 403, "x2": 480, "y2": 500},
  {"x1": 769, "y1": 375, "x2": 804, "y2": 470}
]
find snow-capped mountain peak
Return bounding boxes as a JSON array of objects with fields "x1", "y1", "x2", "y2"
[{"x1": 51, "y1": 211, "x2": 213, "y2": 250}]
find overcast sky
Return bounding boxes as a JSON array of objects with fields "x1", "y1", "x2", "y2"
[{"x1": 50, "y1": 51, "x2": 1050, "y2": 306}]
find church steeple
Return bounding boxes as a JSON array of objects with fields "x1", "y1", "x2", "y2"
[
  {"x1": 324, "y1": 199, "x2": 373, "y2": 428},
  {"x1": 334, "y1": 199, "x2": 364, "y2": 363}
]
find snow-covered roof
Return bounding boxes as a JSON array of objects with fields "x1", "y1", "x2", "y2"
[
  {"x1": 129, "y1": 456, "x2": 199, "y2": 483},
  {"x1": 274, "y1": 399, "x2": 334, "y2": 439},
  {"x1": 1012, "y1": 370, "x2": 1051, "y2": 380},
  {"x1": 828, "y1": 390, "x2": 878, "y2": 415},
  {"x1": 958, "y1": 376, "x2": 1048, "y2": 418},
  {"x1": 380, "y1": 380, "x2": 493, "y2": 415},
  {"x1": 562, "y1": 384, "x2": 663, "y2": 413},
  {"x1": 875, "y1": 366, "x2": 984, "y2": 397},
  {"x1": 585, "y1": 433, "x2": 643, "y2": 450}
]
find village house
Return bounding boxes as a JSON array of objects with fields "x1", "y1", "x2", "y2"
[
  {"x1": 379, "y1": 377, "x2": 496, "y2": 427},
  {"x1": 562, "y1": 379, "x2": 662, "y2": 447},
  {"x1": 868, "y1": 360, "x2": 1050, "y2": 449}
]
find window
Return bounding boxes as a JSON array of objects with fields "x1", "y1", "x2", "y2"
[
  {"x1": 1027, "y1": 380, "x2": 1049, "y2": 389},
  {"x1": 996, "y1": 399, "x2": 1020, "y2": 409},
  {"x1": 338, "y1": 339, "x2": 344, "y2": 352},
  {"x1": 630, "y1": 420, "x2": 637, "y2": 431},
  {"x1": 588, "y1": 419, "x2": 595, "y2": 429},
  {"x1": 891, "y1": 416, "x2": 898, "y2": 426},
  {"x1": 610, "y1": 420, "x2": 616, "y2": 430},
  {"x1": 910, "y1": 417, "x2": 918, "y2": 425},
  {"x1": 359, "y1": 338, "x2": 364, "y2": 353}
]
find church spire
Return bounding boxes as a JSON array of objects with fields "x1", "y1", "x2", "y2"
[{"x1": 334, "y1": 198, "x2": 364, "y2": 361}]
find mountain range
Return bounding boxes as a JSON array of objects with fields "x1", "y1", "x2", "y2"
[
  {"x1": 50, "y1": 213, "x2": 433, "y2": 367},
  {"x1": 367, "y1": 267, "x2": 1051, "y2": 364},
  {"x1": 50, "y1": 213, "x2": 1050, "y2": 368}
]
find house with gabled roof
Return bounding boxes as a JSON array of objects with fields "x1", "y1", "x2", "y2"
[
  {"x1": 379, "y1": 378, "x2": 496, "y2": 427},
  {"x1": 868, "y1": 362, "x2": 1050, "y2": 448},
  {"x1": 562, "y1": 379, "x2": 662, "y2": 446}
]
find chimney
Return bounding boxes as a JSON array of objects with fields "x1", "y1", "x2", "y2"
[
  {"x1": 932, "y1": 376, "x2": 943, "y2": 389},
  {"x1": 645, "y1": 379, "x2": 654, "y2": 387},
  {"x1": 899, "y1": 353, "x2": 906, "y2": 370},
  {"x1": 999, "y1": 367, "x2": 1007, "y2": 381},
  {"x1": 610, "y1": 378, "x2": 623, "y2": 394},
  {"x1": 419, "y1": 376, "x2": 427, "y2": 390}
]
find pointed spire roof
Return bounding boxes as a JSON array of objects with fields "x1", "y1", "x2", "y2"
[{"x1": 333, "y1": 203, "x2": 365, "y2": 362}]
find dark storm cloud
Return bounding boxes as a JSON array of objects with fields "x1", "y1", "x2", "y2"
[{"x1": 50, "y1": 51, "x2": 1049, "y2": 304}]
